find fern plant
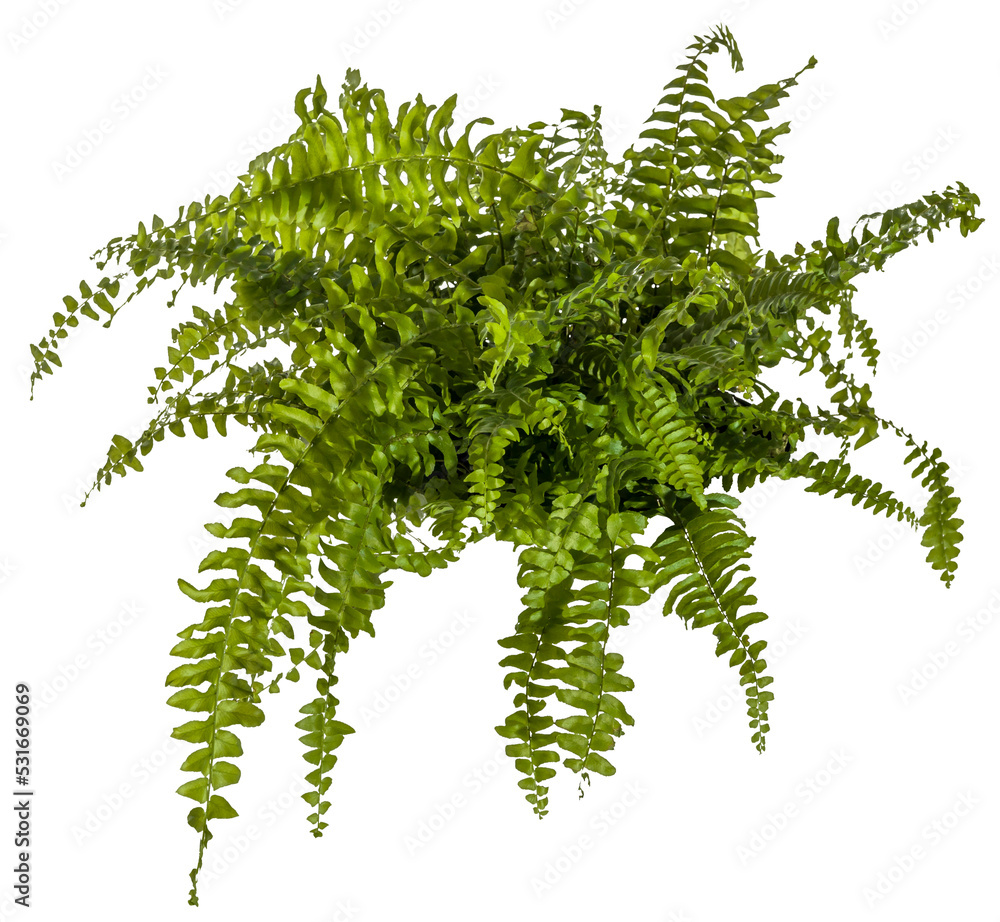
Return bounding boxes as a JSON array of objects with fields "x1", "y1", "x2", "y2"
[{"x1": 30, "y1": 26, "x2": 981, "y2": 905}]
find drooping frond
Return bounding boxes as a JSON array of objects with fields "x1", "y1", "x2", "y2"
[
  {"x1": 552, "y1": 510, "x2": 654, "y2": 792},
  {"x1": 880, "y1": 419, "x2": 964, "y2": 587},
  {"x1": 495, "y1": 490, "x2": 605, "y2": 816},
  {"x1": 784, "y1": 452, "x2": 918, "y2": 525},
  {"x1": 647, "y1": 495, "x2": 772, "y2": 751},
  {"x1": 294, "y1": 629, "x2": 354, "y2": 838}
]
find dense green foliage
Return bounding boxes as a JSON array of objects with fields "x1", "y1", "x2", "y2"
[{"x1": 31, "y1": 27, "x2": 981, "y2": 904}]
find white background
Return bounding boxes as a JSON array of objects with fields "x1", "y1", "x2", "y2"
[{"x1": 2, "y1": 0, "x2": 998, "y2": 919}]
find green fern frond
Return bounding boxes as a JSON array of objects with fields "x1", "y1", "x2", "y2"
[
  {"x1": 464, "y1": 412, "x2": 527, "y2": 527},
  {"x1": 648, "y1": 495, "x2": 772, "y2": 751},
  {"x1": 496, "y1": 491, "x2": 605, "y2": 815},
  {"x1": 553, "y1": 510, "x2": 653, "y2": 791},
  {"x1": 884, "y1": 421, "x2": 964, "y2": 587},
  {"x1": 294, "y1": 629, "x2": 354, "y2": 838},
  {"x1": 614, "y1": 373, "x2": 707, "y2": 509},
  {"x1": 785, "y1": 452, "x2": 918, "y2": 525}
]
